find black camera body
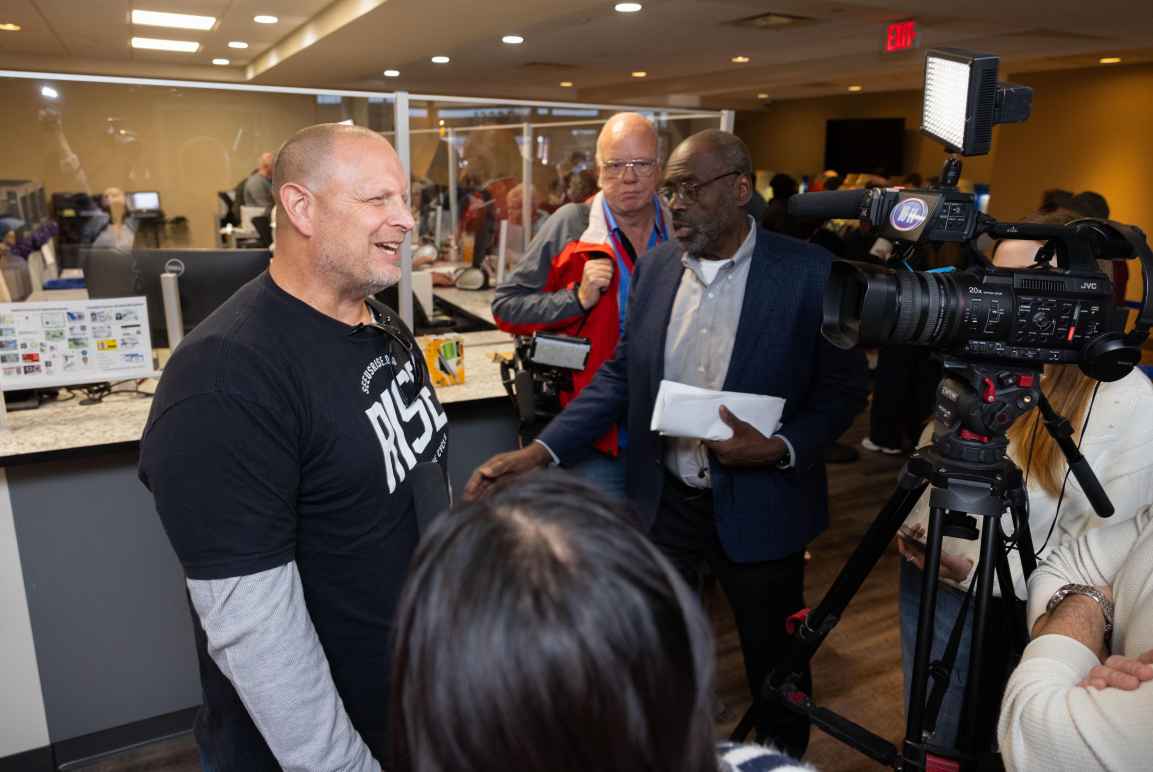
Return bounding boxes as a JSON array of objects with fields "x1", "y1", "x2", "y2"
[{"x1": 813, "y1": 180, "x2": 1153, "y2": 382}]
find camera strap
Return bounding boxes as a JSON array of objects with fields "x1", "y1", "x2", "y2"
[{"x1": 923, "y1": 577, "x2": 976, "y2": 737}]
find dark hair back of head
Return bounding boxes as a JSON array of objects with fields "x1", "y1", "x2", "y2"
[
  {"x1": 1071, "y1": 190, "x2": 1110, "y2": 220},
  {"x1": 1039, "y1": 188, "x2": 1075, "y2": 213},
  {"x1": 769, "y1": 173, "x2": 798, "y2": 200},
  {"x1": 390, "y1": 471, "x2": 717, "y2": 772}
]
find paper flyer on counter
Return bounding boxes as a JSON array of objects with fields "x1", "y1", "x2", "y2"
[{"x1": 0, "y1": 297, "x2": 155, "y2": 391}]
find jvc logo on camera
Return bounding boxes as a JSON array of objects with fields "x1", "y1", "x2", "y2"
[
  {"x1": 890, "y1": 198, "x2": 929, "y2": 232},
  {"x1": 1080, "y1": 281, "x2": 1100, "y2": 290}
]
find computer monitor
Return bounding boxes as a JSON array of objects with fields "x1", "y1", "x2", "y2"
[
  {"x1": 127, "y1": 191, "x2": 161, "y2": 213},
  {"x1": 86, "y1": 248, "x2": 271, "y2": 348}
]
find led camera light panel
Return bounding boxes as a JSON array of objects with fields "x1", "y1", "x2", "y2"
[{"x1": 922, "y1": 54, "x2": 972, "y2": 151}]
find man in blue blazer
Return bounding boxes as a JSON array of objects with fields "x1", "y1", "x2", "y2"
[{"x1": 466, "y1": 130, "x2": 868, "y2": 755}]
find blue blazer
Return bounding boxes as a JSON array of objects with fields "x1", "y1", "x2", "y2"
[{"x1": 539, "y1": 228, "x2": 869, "y2": 562}]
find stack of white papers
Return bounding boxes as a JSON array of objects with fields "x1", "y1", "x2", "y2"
[{"x1": 650, "y1": 380, "x2": 786, "y2": 441}]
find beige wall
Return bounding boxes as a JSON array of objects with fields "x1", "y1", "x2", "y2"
[
  {"x1": 736, "y1": 61, "x2": 1153, "y2": 237},
  {"x1": 986, "y1": 63, "x2": 1153, "y2": 232},
  {"x1": 735, "y1": 90, "x2": 998, "y2": 190}
]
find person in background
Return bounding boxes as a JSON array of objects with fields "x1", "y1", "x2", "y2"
[
  {"x1": 760, "y1": 173, "x2": 799, "y2": 235},
  {"x1": 390, "y1": 471, "x2": 811, "y2": 772},
  {"x1": 91, "y1": 187, "x2": 137, "y2": 251},
  {"x1": 997, "y1": 505, "x2": 1153, "y2": 771},
  {"x1": 469, "y1": 130, "x2": 869, "y2": 756},
  {"x1": 565, "y1": 168, "x2": 599, "y2": 204},
  {"x1": 896, "y1": 208, "x2": 1153, "y2": 749},
  {"x1": 1070, "y1": 190, "x2": 1110, "y2": 219},
  {"x1": 1039, "y1": 188, "x2": 1075, "y2": 213},
  {"x1": 242, "y1": 151, "x2": 276, "y2": 210},
  {"x1": 491, "y1": 113, "x2": 670, "y2": 498},
  {"x1": 140, "y1": 124, "x2": 448, "y2": 772}
]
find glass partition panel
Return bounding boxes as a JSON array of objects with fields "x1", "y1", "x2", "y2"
[
  {"x1": 406, "y1": 100, "x2": 723, "y2": 276},
  {"x1": 0, "y1": 70, "x2": 721, "y2": 327},
  {"x1": 0, "y1": 75, "x2": 394, "y2": 275}
]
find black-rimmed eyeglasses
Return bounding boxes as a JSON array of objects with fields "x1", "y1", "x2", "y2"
[{"x1": 659, "y1": 170, "x2": 741, "y2": 204}]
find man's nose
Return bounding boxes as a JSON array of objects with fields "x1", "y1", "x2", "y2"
[{"x1": 394, "y1": 202, "x2": 415, "y2": 233}]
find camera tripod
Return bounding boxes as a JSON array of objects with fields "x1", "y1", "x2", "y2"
[{"x1": 730, "y1": 359, "x2": 1113, "y2": 770}]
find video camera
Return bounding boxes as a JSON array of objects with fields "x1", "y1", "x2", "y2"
[
  {"x1": 500, "y1": 333, "x2": 591, "y2": 444},
  {"x1": 790, "y1": 48, "x2": 1153, "y2": 383}
]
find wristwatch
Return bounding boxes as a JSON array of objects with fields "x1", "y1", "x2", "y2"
[
  {"x1": 774, "y1": 441, "x2": 792, "y2": 469},
  {"x1": 1046, "y1": 583, "x2": 1114, "y2": 643}
]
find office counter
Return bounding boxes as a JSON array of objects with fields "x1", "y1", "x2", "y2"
[{"x1": 0, "y1": 290, "x2": 520, "y2": 770}]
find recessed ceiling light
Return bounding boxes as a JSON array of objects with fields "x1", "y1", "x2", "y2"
[
  {"x1": 1099, "y1": 56, "x2": 1122, "y2": 64},
  {"x1": 615, "y1": 2, "x2": 643, "y2": 12},
  {"x1": 560, "y1": 81, "x2": 574, "y2": 87},
  {"x1": 253, "y1": 15, "x2": 279, "y2": 24},
  {"x1": 228, "y1": 40, "x2": 249, "y2": 49},
  {"x1": 131, "y1": 36, "x2": 200, "y2": 52},
  {"x1": 501, "y1": 34, "x2": 524, "y2": 45},
  {"x1": 848, "y1": 85, "x2": 863, "y2": 92},
  {"x1": 431, "y1": 55, "x2": 450, "y2": 64},
  {"x1": 757, "y1": 92, "x2": 769, "y2": 99},
  {"x1": 631, "y1": 70, "x2": 647, "y2": 78},
  {"x1": 40, "y1": 85, "x2": 58, "y2": 99},
  {"x1": 383, "y1": 69, "x2": 400, "y2": 77},
  {"x1": 212, "y1": 58, "x2": 230, "y2": 65},
  {"x1": 0, "y1": 23, "x2": 21, "y2": 32},
  {"x1": 732, "y1": 55, "x2": 750, "y2": 63},
  {"x1": 131, "y1": 9, "x2": 215, "y2": 30}
]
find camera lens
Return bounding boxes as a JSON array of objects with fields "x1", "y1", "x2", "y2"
[
  {"x1": 891, "y1": 270, "x2": 956, "y2": 345},
  {"x1": 822, "y1": 260, "x2": 962, "y2": 349}
]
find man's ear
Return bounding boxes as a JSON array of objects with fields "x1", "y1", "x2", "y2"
[
  {"x1": 735, "y1": 174, "x2": 753, "y2": 207},
  {"x1": 278, "y1": 182, "x2": 316, "y2": 238}
]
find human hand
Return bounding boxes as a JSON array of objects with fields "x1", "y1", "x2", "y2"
[
  {"x1": 577, "y1": 258, "x2": 614, "y2": 309},
  {"x1": 703, "y1": 405, "x2": 785, "y2": 467},
  {"x1": 1079, "y1": 650, "x2": 1153, "y2": 691},
  {"x1": 897, "y1": 523, "x2": 974, "y2": 584},
  {"x1": 464, "y1": 443, "x2": 551, "y2": 500}
]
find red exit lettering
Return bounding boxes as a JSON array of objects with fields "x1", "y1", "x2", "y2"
[{"x1": 885, "y1": 20, "x2": 917, "y2": 53}]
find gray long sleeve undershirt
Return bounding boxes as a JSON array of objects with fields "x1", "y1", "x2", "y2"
[{"x1": 187, "y1": 562, "x2": 381, "y2": 772}]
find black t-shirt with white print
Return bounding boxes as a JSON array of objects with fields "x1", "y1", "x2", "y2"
[{"x1": 139, "y1": 271, "x2": 449, "y2": 767}]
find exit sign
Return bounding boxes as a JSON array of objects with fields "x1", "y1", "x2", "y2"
[{"x1": 884, "y1": 20, "x2": 918, "y2": 53}]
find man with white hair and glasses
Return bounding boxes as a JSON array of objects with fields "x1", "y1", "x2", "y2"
[{"x1": 492, "y1": 112, "x2": 670, "y2": 497}]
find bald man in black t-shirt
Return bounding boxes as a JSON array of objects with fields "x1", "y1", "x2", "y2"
[{"x1": 140, "y1": 124, "x2": 449, "y2": 771}]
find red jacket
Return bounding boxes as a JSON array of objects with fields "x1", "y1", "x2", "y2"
[{"x1": 492, "y1": 193, "x2": 668, "y2": 456}]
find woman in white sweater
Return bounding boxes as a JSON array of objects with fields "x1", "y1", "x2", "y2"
[
  {"x1": 998, "y1": 505, "x2": 1153, "y2": 770},
  {"x1": 895, "y1": 224, "x2": 1153, "y2": 749}
]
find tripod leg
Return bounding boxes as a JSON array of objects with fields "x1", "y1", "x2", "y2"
[
  {"x1": 775, "y1": 474, "x2": 928, "y2": 678},
  {"x1": 957, "y1": 519, "x2": 1001, "y2": 755},
  {"x1": 905, "y1": 505, "x2": 948, "y2": 748},
  {"x1": 732, "y1": 470, "x2": 928, "y2": 744}
]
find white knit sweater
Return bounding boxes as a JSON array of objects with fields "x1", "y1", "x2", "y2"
[
  {"x1": 997, "y1": 505, "x2": 1153, "y2": 771},
  {"x1": 902, "y1": 368, "x2": 1153, "y2": 599}
]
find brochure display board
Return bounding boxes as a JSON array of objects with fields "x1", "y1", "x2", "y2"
[{"x1": 0, "y1": 297, "x2": 155, "y2": 391}]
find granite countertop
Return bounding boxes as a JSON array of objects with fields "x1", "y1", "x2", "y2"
[
  {"x1": 432, "y1": 286, "x2": 496, "y2": 324},
  {"x1": 0, "y1": 289, "x2": 514, "y2": 463}
]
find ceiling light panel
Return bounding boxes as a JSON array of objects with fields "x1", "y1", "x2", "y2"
[
  {"x1": 131, "y1": 10, "x2": 216, "y2": 30},
  {"x1": 131, "y1": 37, "x2": 200, "y2": 52}
]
